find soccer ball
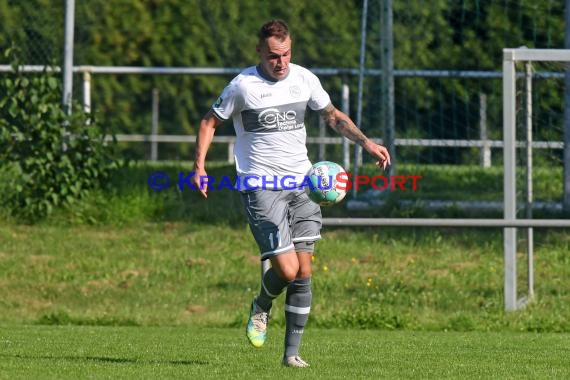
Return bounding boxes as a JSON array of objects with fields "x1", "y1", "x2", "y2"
[{"x1": 304, "y1": 161, "x2": 348, "y2": 206}]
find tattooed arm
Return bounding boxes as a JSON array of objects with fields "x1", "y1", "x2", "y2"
[{"x1": 319, "y1": 103, "x2": 391, "y2": 169}]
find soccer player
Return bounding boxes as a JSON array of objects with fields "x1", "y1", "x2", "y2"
[{"x1": 192, "y1": 19, "x2": 390, "y2": 367}]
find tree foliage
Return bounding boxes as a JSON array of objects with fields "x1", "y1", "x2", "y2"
[
  {"x1": 0, "y1": 48, "x2": 119, "y2": 222},
  {"x1": 0, "y1": 0, "x2": 566, "y2": 161}
]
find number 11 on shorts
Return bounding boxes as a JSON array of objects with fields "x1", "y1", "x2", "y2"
[{"x1": 268, "y1": 231, "x2": 281, "y2": 249}]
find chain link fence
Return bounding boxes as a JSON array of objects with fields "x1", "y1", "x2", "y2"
[{"x1": 0, "y1": 1, "x2": 566, "y2": 210}]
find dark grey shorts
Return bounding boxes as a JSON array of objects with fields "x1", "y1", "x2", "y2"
[{"x1": 241, "y1": 188, "x2": 322, "y2": 260}]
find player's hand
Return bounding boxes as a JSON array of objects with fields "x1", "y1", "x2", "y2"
[
  {"x1": 363, "y1": 140, "x2": 391, "y2": 170},
  {"x1": 192, "y1": 167, "x2": 208, "y2": 198}
]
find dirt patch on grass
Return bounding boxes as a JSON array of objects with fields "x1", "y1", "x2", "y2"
[
  {"x1": 449, "y1": 261, "x2": 478, "y2": 271},
  {"x1": 185, "y1": 304, "x2": 207, "y2": 314}
]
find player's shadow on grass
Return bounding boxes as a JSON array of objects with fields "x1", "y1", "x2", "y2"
[{"x1": 3, "y1": 354, "x2": 209, "y2": 366}]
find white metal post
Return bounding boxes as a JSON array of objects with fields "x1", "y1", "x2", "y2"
[
  {"x1": 503, "y1": 50, "x2": 517, "y2": 311},
  {"x1": 382, "y1": 0, "x2": 395, "y2": 176},
  {"x1": 82, "y1": 70, "x2": 91, "y2": 125},
  {"x1": 341, "y1": 82, "x2": 351, "y2": 171},
  {"x1": 62, "y1": 0, "x2": 75, "y2": 114},
  {"x1": 525, "y1": 62, "x2": 534, "y2": 300},
  {"x1": 318, "y1": 117, "x2": 326, "y2": 161},
  {"x1": 352, "y1": 0, "x2": 369, "y2": 197},
  {"x1": 62, "y1": 0, "x2": 75, "y2": 152},
  {"x1": 151, "y1": 89, "x2": 159, "y2": 161},
  {"x1": 228, "y1": 142, "x2": 235, "y2": 164},
  {"x1": 479, "y1": 93, "x2": 491, "y2": 168},
  {"x1": 82, "y1": 71, "x2": 91, "y2": 113}
]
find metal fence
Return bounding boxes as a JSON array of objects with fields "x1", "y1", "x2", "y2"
[
  {"x1": 1, "y1": 60, "x2": 569, "y2": 313},
  {"x1": 0, "y1": 64, "x2": 565, "y2": 166}
]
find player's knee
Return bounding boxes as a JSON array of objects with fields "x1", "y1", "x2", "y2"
[
  {"x1": 297, "y1": 265, "x2": 312, "y2": 278},
  {"x1": 279, "y1": 265, "x2": 299, "y2": 282},
  {"x1": 272, "y1": 261, "x2": 299, "y2": 282},
  {"x1": 271, "y1": 251, "x2": 300, "y2": 281},
  {"x1": 296, "y1": 251, "x2": 313, "y2": 278}
]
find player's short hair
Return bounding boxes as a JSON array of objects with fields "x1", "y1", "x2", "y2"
[{"x1": 258, "y1": 19, "x2": 290, "y2": 43}]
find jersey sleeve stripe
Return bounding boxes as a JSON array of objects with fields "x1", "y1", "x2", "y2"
[{"x1": 212, "y1": 108, "x2": 229, "y2": 121}]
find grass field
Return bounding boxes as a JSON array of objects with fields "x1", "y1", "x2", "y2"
[
  {"x1": 1, "y1": 221, "x2": 569, "y2": 331},
  {"x1": 0, "y1": 161, "x2": 568, "y2": 378},
  {"x1": 1, "y1": 326, "x2": 569, "y2": 379}
]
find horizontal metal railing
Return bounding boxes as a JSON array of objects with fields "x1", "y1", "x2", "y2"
[{"x1": 322, "y1": 218, "x2": 570, "y2": 228}]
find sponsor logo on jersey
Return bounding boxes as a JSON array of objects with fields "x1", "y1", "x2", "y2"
[
  {"x1": 258, "y1": 108, "x2": 297, "y2": 130},
  {"x1": 241, "y1": 102, "x2": 307, "y2": 133}
]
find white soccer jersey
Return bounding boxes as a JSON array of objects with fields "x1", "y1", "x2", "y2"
[{"x1": 211, "y1": 63, "x2": 331, "y2": 190}]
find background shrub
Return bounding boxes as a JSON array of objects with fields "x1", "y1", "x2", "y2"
[{"x1": 0, "y1": 48, "x2": 119, "y2": 222}]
